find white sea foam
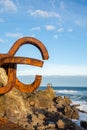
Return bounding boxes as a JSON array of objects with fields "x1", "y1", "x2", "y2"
[
  {"x1": 73, "y1": 100, "x2": 87, "y2": 112},
  {"x1": 72, "y1": 100, "x2": 87, "y2": 126},
  {"x1": 71, "y1": 100, "x2": 87, "y2": 129},
  {"x1": 55, "y1": 90, "x2": 78, "y2": 94},
  {"x1": 70, "y1": 95, "x2": 82, "y2": 100},
  {"x1": 55, "y1": 89, "x2": 87, "y2": 96},
  {"x1": 55, "y1": 89, "x2": 87, "y2": 122}
]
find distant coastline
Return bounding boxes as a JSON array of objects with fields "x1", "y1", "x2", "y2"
[{"x1": 17, "y1": 75, "x2": 87, "y2": 87}]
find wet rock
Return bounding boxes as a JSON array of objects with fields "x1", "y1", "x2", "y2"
[
  {"x1": 80, "y1": 120, "x2": 87, "y2": 129},
  {"x1": 45, "y1": 123, "x2": 56, "y2": 130}
]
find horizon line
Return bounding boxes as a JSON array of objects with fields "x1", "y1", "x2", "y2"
[{"x1": 17, "y1": 74, "x2": 87, "y2": 77}]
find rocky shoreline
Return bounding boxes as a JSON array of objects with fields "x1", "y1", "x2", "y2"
[
  {"x1": 0, "y1": 68, "x2": 87, "y2": 129},
  {"x1": 0, "y1": 84, "x2": 87, "y2": 130}
]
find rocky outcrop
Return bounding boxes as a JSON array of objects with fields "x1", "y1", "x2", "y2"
[
  {"x1": 28, "y1": 86, "x2": 56, "y2": 108},
  {"x1": 0, "y1": 85, "x2": 82, "y2": 130},
  {"x1": 0, "y1": 68, "x2": 83, "y2": 130},
  {"x1": 54, "y1": 96, "x2": 79, "y2": 119}
]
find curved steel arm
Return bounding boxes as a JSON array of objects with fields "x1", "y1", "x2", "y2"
[
  {"x1": 8, "y1": 37, "x2": 49, "y2": 60},
  {"x1": 0, "y1": 37, "x2": 49, "y2": 94}
]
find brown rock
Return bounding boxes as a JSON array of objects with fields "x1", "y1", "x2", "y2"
[
  {"x1": 0, "y1": 67, "x2": 8, "y2": 86},
  {"x1": 54, "y1": 96, "x2": 79, "y2": 120},
  {"x1": 64, "y1": 105, "x2": 73, "y2": 118},
  {"x1": 54, "y1": 96, "x2": 72, "y2": 111},
  {"x1": 71, "y1": 106, "x2": 79, "y2": 119},
  {"x1": 57, "y1": 119, "x2": 65, "y2": 129},
  {"x1": 64, "y1": 96, "x2": 72, "y2": 105},
  {"x1": 57, "y1": 118, "x2": 82, "y2": 130},
  {"x1": 54, "y1": 96, "x2": 63, "y2": 104},
  {"x1": 47, "y1": 105, "x2": 57, "y2": 113},
  {"x1": 28, "y1": 86, "x2": 56, "y2": 108},
  {"x1": 0, "y1": 118, "x2": 26, "y2": 130},
  {"x1": 64, "y1": 105, "x2": 79, "y2": 119},
  {"x1": 0, "y1": 88, "x2": 33, "y2": 126},
  {"x1": 37, "y1": 125, "x2": 45, "y2": 130}
]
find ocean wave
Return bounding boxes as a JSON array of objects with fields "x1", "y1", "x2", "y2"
[
  {"x1": 55, "y1": 90, "x2": 78, "y2": 94},
  {"x1": 73, "y1": 100, "x2": 87, "y2": 112},
  {"x1": 55, "y1": 89, "x2": 87, "y2": 96},
  {"x1": 70, "y1": 95, "x2": 82, "y2": 100}
]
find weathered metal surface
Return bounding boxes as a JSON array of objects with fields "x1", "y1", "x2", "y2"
[{"x1": 0, "y1": 37, "x2": 49, "y2": 94}]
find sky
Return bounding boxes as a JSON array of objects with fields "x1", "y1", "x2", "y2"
[{"x1": 0, "y1": 0, "x2": 87, "y2": 76}]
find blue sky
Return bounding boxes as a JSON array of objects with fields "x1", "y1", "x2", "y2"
[{"x1": 0, "y1": 0, "x2": 87, "y2": 76}]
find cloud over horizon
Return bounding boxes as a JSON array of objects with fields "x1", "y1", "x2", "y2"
[{"x1": 17, "y1": 63, "x2": 87, "y2": 76}]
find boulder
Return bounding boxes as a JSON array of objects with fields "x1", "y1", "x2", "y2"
[
  {"x1": 57, "y1": 119, "x2": 65, "y2": 129},
  {"x1": 56, "y1": 118, "x2": 82, "y2": 130},
  {"x1": 28, "y1": 86, "x2": 56, "y2": 108},
  {"x1": 64, "y1": 105, "x2": 79, "y2": 119},
  {"x1": 64, "y1": 96, "x2": 72, "y2": 105},
  {"x1": 0, "y1": 87, "x2": 33, "y2": 126},
  {"x1": 54, "y1": 96, "x2": 72, "y2": 107}
]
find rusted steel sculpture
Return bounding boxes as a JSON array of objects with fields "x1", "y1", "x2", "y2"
[{"x1": 0, "y1": 37, "x2": 49, "y2": 94}]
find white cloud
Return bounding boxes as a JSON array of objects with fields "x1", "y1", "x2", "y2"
[
  {"x1": 31, "y1": 27, "x2": 41, "y2": 31},
  {"x1": 57, "y1": 27, "x2": 64, "y2": 32},
  {"x1": 67, "y1": 28, "x2": 73, "y2": 32},
  {"x1": 0, "y1": 18, "x2": 4, "y2": 22},
  {"x1": 0, "y1": 0, "x2": 17, "y2": 13},
  {"x1": 54, "y1": 34, "x2": 58, "y2": 39},
  {"x1": 45, "y1": 25, "x2": 56, "y2": 31},
  {"x1": 17, "y1": 63, "x2": 87, "y2": 76},
  {"x1": 28, "y1": 9, "x2": 60, "y2": 18},
  {"x1": 42, "y1": 64, "x2": 87, "y2": 76},
  {"x1": 6, "y1": 32, "x2": 22, "y2": 38}
]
